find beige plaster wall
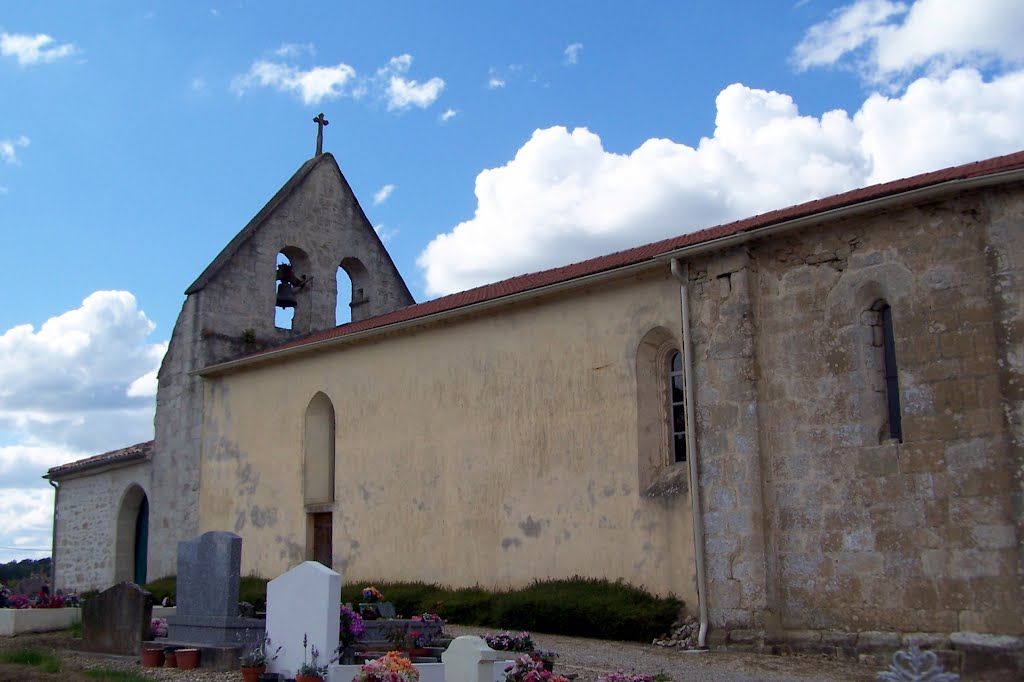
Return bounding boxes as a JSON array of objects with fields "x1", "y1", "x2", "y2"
[{"x1": 199, "y1": 271, "x2": 698, "y2": 604}]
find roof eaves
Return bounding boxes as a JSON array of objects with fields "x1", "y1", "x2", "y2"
[
  {"x1": 194, "y1": 149, "x2": 1024, "y2": 377},
  {"x1": 45, "y1": 440, "x2": 154, "y2": 480}
]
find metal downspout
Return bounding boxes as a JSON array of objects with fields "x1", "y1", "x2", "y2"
[
  {"x1": 48, "y1": 478, "x2": 59, "y2": 592},
  {"x1": 671, "y1": 257, "x2": 708, "y2": 648}
]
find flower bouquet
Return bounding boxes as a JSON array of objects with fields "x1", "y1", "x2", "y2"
[
  {"x1": 353, "y1": 651, "x2": 421, "y2": 682},
  {"x1": 484, "y1": 631, "x2": 535, "y2": 652},
  {"x1": 361, "y1": 586, "x2": 384, "y2": 603},
  {"x1": 503, "y1": 654, "x2": 572, "y2": 682},
  {"x1": 340, "y1": 605, "x2": 366, "y2": 646}
]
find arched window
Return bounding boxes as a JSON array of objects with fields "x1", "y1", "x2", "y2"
[
  {"x1": 871, "y1": 300, "x2": 903, "y2": 442},
  {"x1": 668, "y1": 351, "x2": 687, "y2": 463},
  {"x1": 275, "y1": 246, "x2": 312, "y2": 332},
  {"x1": 304, "y1": 392, "x2": 336, "y2": 568},
  {"x1": 304, "y1": 392, "x2": 336, "y2": 504},
  {"x1": 636, "y1": 327, "x2": 690, "y2": 495},
  {"x1": 339, "y1": 257, "x2": 370, "y2": 323},
  {"x1": 336, "y1": 266, "x2": 352, "y2": 326},
  {"x1": 275, "y1": 252, "x2": 295, "y2": 330}
]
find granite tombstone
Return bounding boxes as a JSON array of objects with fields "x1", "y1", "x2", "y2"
[{"x1": 81, "y1": 582, "x2": 154, "y2": 655}]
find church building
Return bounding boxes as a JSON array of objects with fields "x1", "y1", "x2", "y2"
[{"x1": 46, "y1": 143, "x2": 1024, "y2": 649}]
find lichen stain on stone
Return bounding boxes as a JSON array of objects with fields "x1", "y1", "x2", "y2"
[
  {"x1": 518, "y1": 515, "x2": 544, "y2": 537},
  {"x1": 250, "y1": 506, "x2": 278, "y2": 528},
  {"x1": 236, "y1": 462, "x2": 259, "y2": 496},
  {"x1": 209, "y1": 435, "x2": 244, "y2": 462},
  {"x1": 234, "y1": 511, "x2": 246, "y2": 533},
  {"x1": 276, "y1": 535, "x2": 304, "y2": 563},
  {"x1": 359, "y1": 483, "x2": 372, "y2": 502},
  {"x1": 602, "y1": 484, "x2": 616, "y2": 497},
  {"x1": 501, "y1": 537, "x2": 522, "y2": 550}
]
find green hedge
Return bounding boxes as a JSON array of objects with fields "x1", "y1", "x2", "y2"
[
  {"x1": 344, "y1": 577, "x2": 682, "y2": 642},
  {"x1": 144, "y1": 575, "x2": 269, "y2": 611},
  {"x1": 144, "y1": 575, "x2": 682, "y2": 642}
]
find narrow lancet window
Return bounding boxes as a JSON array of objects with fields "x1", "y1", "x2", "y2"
[
  {"x1": 877, "y1": 302, "x2": 903, "y2": 442},
  {"x1": 668, "y1": 351, "x2": 686, "y2": 463}
]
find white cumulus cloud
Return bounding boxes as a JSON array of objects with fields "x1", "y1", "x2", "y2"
[
  {"x1": 440, "y1": 108, "x2": 458, "y2": 123},
  {"x1": 1, "y1": 136, "x2": 30, "y2": 164},
  {"x1": 373, "y1": 184, "x2": 396, "y2": 205},
  {"x1": 378, "y1": 54, "x2": 445, "y2": 110},
  {"x1": 417, "y1": 68, "x2": 1024, "y2": 296},
  {"x1": 0, "y1": 487, "x2": 55, "y2": 562},
  {"x1": 0, "y1": 32, "x2": 75, "y2": 66},
  {"x1": 564, "y1": 43, "x2": 583, "y2": 65},
  {"x1": 232, "y1": 60, "x2": 357, "y2": 105},
  {"x1": 0, "y1": 290, "x2": 165, "y2": 453},
  {"x1": 794, "y1": 0, "x2": 1024, "y2": 82}
]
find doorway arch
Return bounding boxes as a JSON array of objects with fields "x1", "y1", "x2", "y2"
[{"x1": 115, "y1": 485, "x2": 149, "y2": 584}]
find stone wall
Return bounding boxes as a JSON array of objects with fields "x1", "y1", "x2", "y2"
[
  {"x1": 685, "y1": 184, "x2": 1023, "y2": 641},
  {"x1": 53, "y1": 462, "x2": 152, "y2": 592}
]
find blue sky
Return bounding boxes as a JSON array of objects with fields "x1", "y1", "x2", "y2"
[{"x1": 1, "y1": 0, "x2": 1022, "y2": 564}]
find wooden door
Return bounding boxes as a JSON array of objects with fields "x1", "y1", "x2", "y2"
[{"x1": 312, "y1": 512, "x2": 332, "y2": 568}]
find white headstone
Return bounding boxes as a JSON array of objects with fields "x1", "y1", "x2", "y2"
[
  {"x1": 442, "y1": 636, "x2": 514, "y2": 682},
  {"x1": 266, "y1": 561, "x2": 341, "y2": 678}
]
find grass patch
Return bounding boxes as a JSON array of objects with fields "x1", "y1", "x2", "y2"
[
  {"x1": 68, "y1": 620, "x2": 83, "y2": 638},
  {"x1": 84, "y1": 669, "x2": 151, "y2": 682},
  {"x1": 0, "y1": 647, "x2": 61, "y2": 673}
]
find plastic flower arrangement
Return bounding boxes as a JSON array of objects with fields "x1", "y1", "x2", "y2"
[
  {"x1": 416, "y1": 613, "x2": 443, "y2": 622},
  {"x1": 353, "y1": 651, "x2": 421, "y2": 682},
  {"x1": 340, "y1": 605, "x2": 366, "y2": 646},
  {"x1": 484, "y1": 631, "x2": 535, "y2": 652},
  {"x1": 361, "y1": 586, "x2": 384, "y2": 603},
  {"x1": 503, "y1": 654, "x2": 572, "y2": 682},
  {"x1": 595, "y1": 673, "x2": 653, "y2": 682},
  {"x1": 150, "y1": 618, "x2": 168, "y2": 638}
]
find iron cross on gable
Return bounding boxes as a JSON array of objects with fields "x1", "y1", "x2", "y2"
[{"x1": 313, "y1": 113, "x2": 329, "y2": 156}]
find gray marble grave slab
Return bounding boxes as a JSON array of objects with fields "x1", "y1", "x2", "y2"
[{"x1": 166, "y1": 531, "x2": 262, "y2": 647}]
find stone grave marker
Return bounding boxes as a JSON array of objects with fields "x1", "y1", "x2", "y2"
[
  {"x1": 266, "y1": 561, "x2": 341, "y2": 679},
  {"x1": 165, "y1": 531, "x2": 262, "y2": 646},
  {"x1": 14, "y1": 576, "x2": 47, "y2": 597},
  {"x1": 81, "y1": 582, "x2": 154, "y2": 655}
]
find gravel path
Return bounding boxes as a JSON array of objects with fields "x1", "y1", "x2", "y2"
[{"x1": 2, "y1": 627, "x2": 994, "y2": 682}]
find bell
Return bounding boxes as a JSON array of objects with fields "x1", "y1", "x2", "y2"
[{"x1": 276, "y1": 281, "x2": 297, "y2": 309}]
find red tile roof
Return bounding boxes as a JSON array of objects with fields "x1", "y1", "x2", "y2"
[
  {"x1": 47, "y1": 440, "x2": 154, "y2": 478},
  {"x1": 210, "y1": 149, "x2": 1024, "y2": 370}
]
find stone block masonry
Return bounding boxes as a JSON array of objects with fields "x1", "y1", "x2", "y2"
[{"x1": 687, "y1": 188, "x2": 1023, "y2": 657}]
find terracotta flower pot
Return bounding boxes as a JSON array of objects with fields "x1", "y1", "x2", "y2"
[
  {"x1": 164, "y1": 650, "x2": 177, "y2": 667},
  {"x1": 241, "y1": 665, "x2": 267, "y2": 682},
  {"x1": 140, "y1": 647, "x2": 164, "y2": 667},
  {"x1": 176, "y1": 648, "x2": 200, "y2": 669},
  {"x1": 295, "y1": 675, "x2": 323, "y2": 682}
]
